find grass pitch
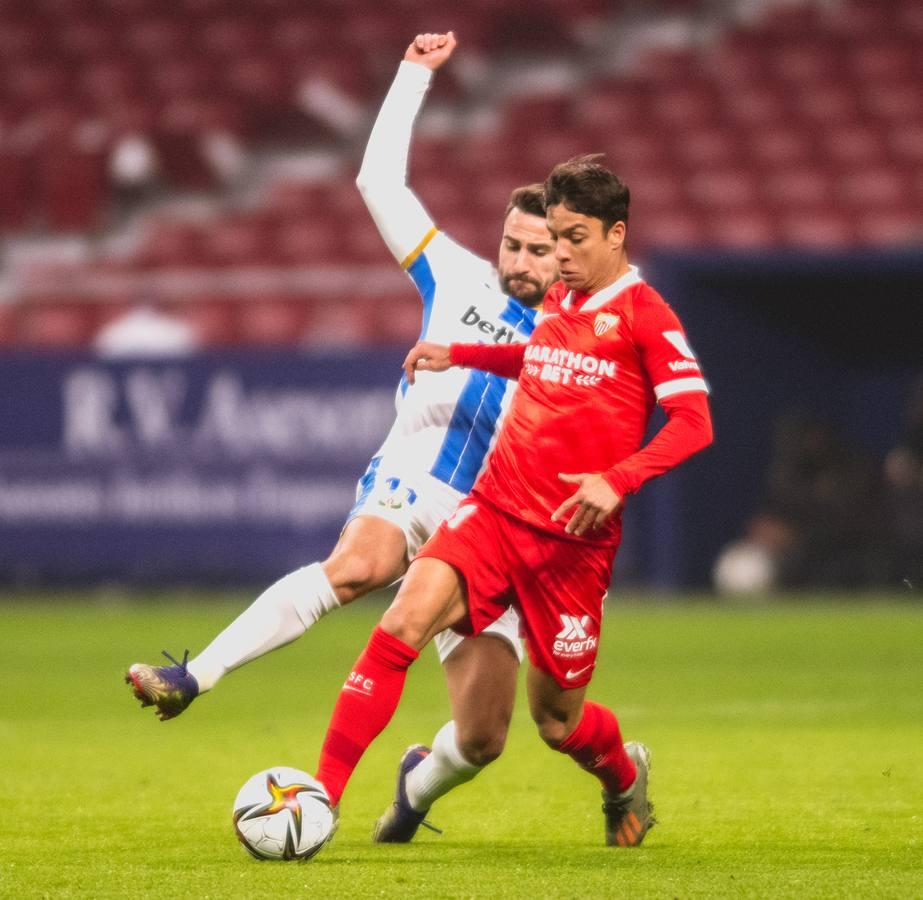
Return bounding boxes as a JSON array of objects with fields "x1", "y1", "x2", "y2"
[{"x1": 1, "y1": 592, "x2": 921, "y2": 899}]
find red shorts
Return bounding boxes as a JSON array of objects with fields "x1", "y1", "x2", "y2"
[{"x1": 416, "y1": 495, "x2": 617, "y2": 688}]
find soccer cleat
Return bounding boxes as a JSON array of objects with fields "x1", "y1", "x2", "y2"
[
  {"x1": 125, "y1": 649, "x2": 199, "y2": 721},
  {"x1": 372, "y1": 744, "x2": 443, "y2": 843},
  {"x1": 602, "y1": 741, "x2": 656, "y2": 847}
]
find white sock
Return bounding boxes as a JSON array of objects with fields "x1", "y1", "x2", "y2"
[
  {"x1": 405, "y1": 721, "x2": 482, "y2": 812},
  {"x1": 187, "y1": 562, "x2": 339, "y2": 692}
]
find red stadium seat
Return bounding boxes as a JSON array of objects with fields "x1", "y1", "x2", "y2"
[
  {"x1": 576, "y1": 84, "x2": 648, "y2": 132},
  {"x1": 707, "y1": 212, "x2": 778, "y2": 248},
  {"x1": 771, "y1": 44, "x2": 845, "y2": 85},
  {"x1": 720, "y1": 85, "x2": 789, "y2": 127},
  {"x1": 651, "y1": 84, "x2": 718, "y2": 128},
  {"x1": 686, "y1": 168, "x2": 759, "y2": 210},
  {"x1": 857, "y1": 210, "x2": 922, "y2": 245},
  {"x1": 748, "y1": 127, "x2": 818, "y2": 167},
  {"x1": 823, "y1": 124, "x2": 889, "y2": 169},
  {"x1": 897, "y1": 0, "x2": 923, "y2": 35},
  {"x1": 201, "y1": 217, "x2": 270, "y2": 266},
  {"x1": 0, "y1": 303, "x2": 17, "y2": 346},
  {"x1": 778, "y1": 212, "x2": 857, "y2": 248},
  {"x1": 794, "y1": 83, "x2": 862, "y2": 124},
  {"x1": 16, "y1": 300, "x2": 98, "y2": 347},
  {"x1": 635, "y1": 211, "x2": 704, "y2": 249},
  {"x1": 369, "y1": 296, "x2": 423, "y2": 345},
  {"x1": 172, "y1": 298, "x2": 238, "y2": 345},
  {"x1": 887, "y1": 122, "x2": 923, "y2": 164},
  {"x1": 838, "y1": 168, "x2": 908, "y2": 208},
  {"x1": 826, "y1": 2, "x2": 897, "y2": 38},
  {"x1": 861, "y1": 83, "x2": 922, "y2": 121},
  {"x1": 674, "y1": 127, "x2": 743, "y2": 169},
  {"x1": 125, "y1": 18, "x2": 189, "y2": 58},
  {"x1": 236, "y1": 296, "x2": 308, "y2": 346},
  {"x1": 0, "y1": 147, "x2": 36, "y2": 231},
  {"x1": 40, "y1": 126, "x2": 111, "y2": 231},
  {"x1": 137, "y1": 221, "x2": 207, "y2": 268},
  {"x1": 303, "y1": 301, "x2": 377, "y2": 347},
  {"x1": 763, "y1": 167, "x2": 835, "y2": 208}
]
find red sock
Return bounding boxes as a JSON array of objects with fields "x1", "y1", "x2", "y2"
[
  {"x1": 557, "y1": 701, "x2": 637, "y2": 795},
  {"x1": 315, "y1": 626, "x2": 418, "y2": 806}
]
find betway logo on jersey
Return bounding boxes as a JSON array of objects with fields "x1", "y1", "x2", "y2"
[
  {"x1": 553, "y1": 614, "x2": 598, "y2": 657},
  {"x1": 523, "y1": 344, "x2": 616, "y2": 386},
  {"x1": 460, "y1": 306, "x2": 517, "y2": 343}
]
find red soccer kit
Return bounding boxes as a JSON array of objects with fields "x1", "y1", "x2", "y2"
[{"x1": 416, "y1": 265, "x2": 713, "y2": 687}]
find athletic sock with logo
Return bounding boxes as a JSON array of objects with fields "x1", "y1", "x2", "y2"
[
  {"x1": 316, "y1": 626, "x2": 419, "y2": 806},
  {"x1": 187, "y1": 562, "x2": 340, "y2": 692},
  {"x1": 405, "y1": 720, "x2": 481, "y2": 812},
  {"x1": 556, "y1": 701, "x2": 637, "y2": 795}
]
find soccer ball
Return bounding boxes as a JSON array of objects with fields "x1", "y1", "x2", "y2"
[{"x1": 232, "y1": 767, "x2": 336, "y2": 861}]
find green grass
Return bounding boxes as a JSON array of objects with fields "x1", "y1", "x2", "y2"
[{"x1": 1, "y1": 592, "x2": 921, "y2": 898}]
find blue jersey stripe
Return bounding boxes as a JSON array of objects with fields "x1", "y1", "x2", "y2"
[
  {"x1": 430, "y1": 371, "x2": 505, "y2": 492},
  {"x1": 429, "y1": 297, "x2": 537, "y2": 492},
  {"x1": 401, "y1": 254, "x2": 437, "y2": 397},
  {"x1": 347, "y1": 455, "x2": 382, "y2": 522}
]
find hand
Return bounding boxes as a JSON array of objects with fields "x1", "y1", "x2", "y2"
[
  {"x1": 404, "y1": 32, "x2": 457, "y2": 71},
  {"x1": 550, "y1": 473, "x2": 623, "y2": 536},
  {"x1": 403, "y1": 341, "x2": 453, "y2": 385}
]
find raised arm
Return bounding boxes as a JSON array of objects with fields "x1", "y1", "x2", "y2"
[
  {"x1": 355, "y1": 33, "x2": 457, "y2": 267},
  {"x1": 403, "y1": 340, "x2": 526, "y2": 385}
]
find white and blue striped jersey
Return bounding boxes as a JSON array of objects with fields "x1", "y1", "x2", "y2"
[{"x1": 355, "y1": 61, "x2": 536, "y2": 494}]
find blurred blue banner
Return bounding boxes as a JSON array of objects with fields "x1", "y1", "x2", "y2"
[{"x1": 0, "y1": 350, "x2": 405, "y2": 584}]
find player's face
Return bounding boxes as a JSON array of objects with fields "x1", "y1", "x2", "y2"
[
  {"x1": 546, "y1": 204, "x2": 626, "y2": 294},
  {"x1": 497, "y1": 208, "x2": 558, "y2": 307}
]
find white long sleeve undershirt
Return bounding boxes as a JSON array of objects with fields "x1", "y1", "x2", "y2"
[{"x1": 355, "y1": 61, "x2": 437, "y2": 267}]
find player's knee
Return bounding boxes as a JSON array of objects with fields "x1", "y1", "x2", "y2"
[
  {"x1": 531, "y1": 708, "x2": 575, "y2": 750},
  {"x1": 322, "y1": 553, "x2": 384, "y2": 604},
  {"x1": 534, "y1": 720, "x2": 570, "y2": 749},
  {"x1": 379, "y1": 605, "x2": 429, "y2": 649},
  {"x1": 456, "y1": 723, "x2": 508, "y2": 768}
]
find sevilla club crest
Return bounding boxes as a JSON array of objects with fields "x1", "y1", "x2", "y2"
[{"x1": 594, "y1": 312, "x2": 620, "y2": 336}]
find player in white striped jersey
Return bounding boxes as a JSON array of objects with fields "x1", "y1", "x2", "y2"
[{"x1": 126, "y1": 33, "x2": 558, "y2": 836}]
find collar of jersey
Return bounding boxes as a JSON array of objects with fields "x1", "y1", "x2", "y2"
[{"x1": 561, "y1": 265, "x2": 642, "y2": 313}]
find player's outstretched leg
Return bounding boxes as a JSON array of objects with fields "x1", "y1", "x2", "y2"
[
  {"x1": 602, "y1": 741, "x2": 655, "y2": 847},
  {"x1": 125, "y1": 650, "x2": 199, "y2": 721},
  {"x1": 125, "y1": 518, "x2": 408, "y2": 720},
  {"x1": 124, "y1": 562, "x2": 337, "y2": 720},
  {"x1": 372, "y1": 744, "x2": 444, "y2": 843}
]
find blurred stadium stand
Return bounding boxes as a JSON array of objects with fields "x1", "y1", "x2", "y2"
[
  {"x1": 0, "y1": 0, "x2": 920, "y2": 348},
  {"x1": 1, "y1": 0, "x2": 921, "y2": 589}
]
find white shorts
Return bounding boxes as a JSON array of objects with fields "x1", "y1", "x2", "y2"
[{"x1": 347, "y1": 454, "x2": 523, "y2": 664}]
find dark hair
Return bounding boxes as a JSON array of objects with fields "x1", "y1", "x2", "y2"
[
  {"x1": 504, "y1": 183, "x2": 546, "y2": 219},
  {"x1": 544, "y1": 154, "x2": 629, "y2": 233}
]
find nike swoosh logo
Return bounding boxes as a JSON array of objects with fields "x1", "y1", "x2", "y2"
[{"x1": 565, "y1": 664, "x2": 593, "y2": 680}]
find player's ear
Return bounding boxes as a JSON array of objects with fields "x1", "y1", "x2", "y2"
[{"x1": 606, "y1": 220, "x2": 626, "y2": 251}]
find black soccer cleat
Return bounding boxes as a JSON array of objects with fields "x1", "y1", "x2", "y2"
[
  {"x1": 372, "y1": 744, "x2": 442, "y2": 843},
  {"x1": 125, "y1": 649, "x2": 199, "y2": 721}
]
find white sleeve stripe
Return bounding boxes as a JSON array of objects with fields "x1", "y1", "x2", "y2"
[{"x1": 654, "y1": 377, "x2": 710, "y2": 400}]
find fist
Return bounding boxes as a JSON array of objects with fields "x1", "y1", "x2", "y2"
[{"x1": 404, "y1": 32, "x2": 457, "y2": 71}]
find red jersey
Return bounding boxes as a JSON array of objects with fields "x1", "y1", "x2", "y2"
[{"x1": 451, "y1": 266, "x2": 712, "y2": 545}]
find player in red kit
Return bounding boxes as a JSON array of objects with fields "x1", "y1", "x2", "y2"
[{"x1": 314, "y1": 156, "x2": 713, "y2": 847}]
